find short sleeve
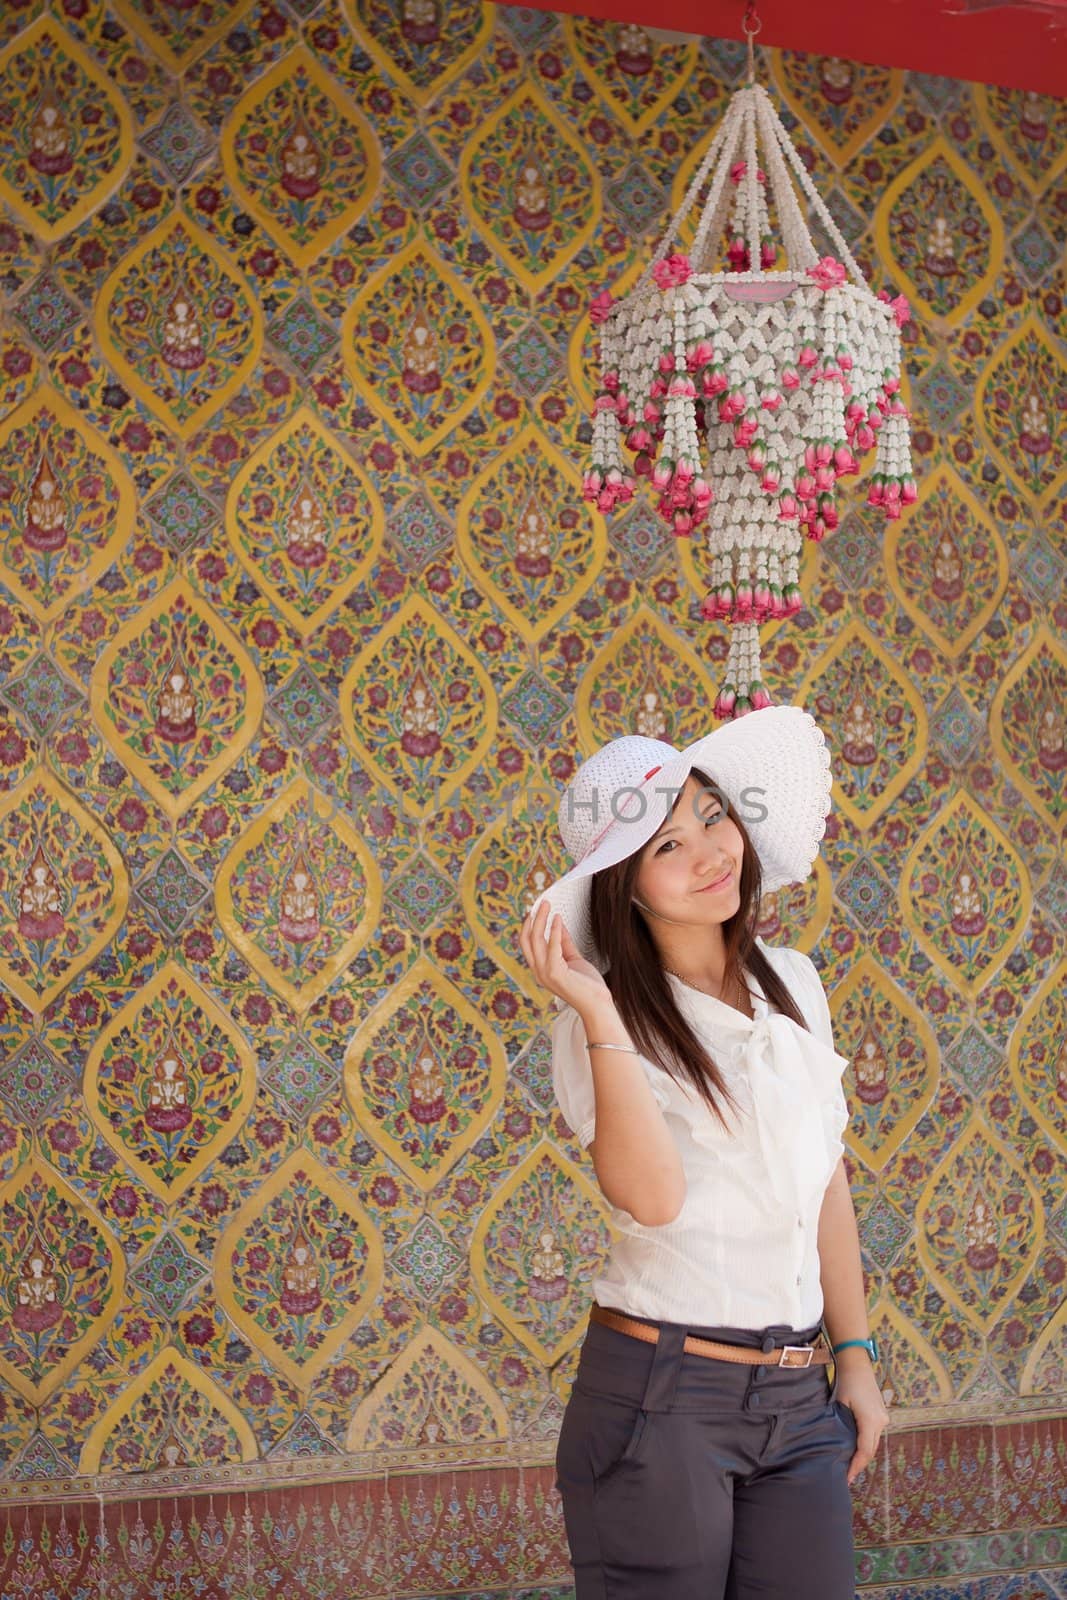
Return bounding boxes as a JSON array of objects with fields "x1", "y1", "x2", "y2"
[
  {"x1": 782, "y1": 948, "x2": 837, "y2": 1053},
  {"x1": 550, "y1": 1004, "x2": 597, "y2": 1148},
  {"x1": 549, "y1": 1003, "x2": 672, "y2": 1150},
  {"x1": 781, "y1": 948, "x2": 851, "y2": 1148}
]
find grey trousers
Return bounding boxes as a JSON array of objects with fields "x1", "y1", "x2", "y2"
[{"x1": 554, "y1": 1310, "x2": 857, "y2": 1600}]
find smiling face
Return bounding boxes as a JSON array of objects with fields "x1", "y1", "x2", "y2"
[{"x1": 631, "y1": 770, "x2": 745, "y2": 931}]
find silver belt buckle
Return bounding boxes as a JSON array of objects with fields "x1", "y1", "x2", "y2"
[{"x1": 778, "y1": 1344, "x2": 814, "y2": 1368}]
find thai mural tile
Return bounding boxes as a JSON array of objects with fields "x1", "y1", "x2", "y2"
[
  {"x1": 0, "y1": 4, "x2": 1065, "y2": 1596},
  {"x1": 222, "y1": 44, "x2": 381, "y2": 269},
  {"x1": 0, "y1": 15, "x2": 134, "y2": 244},
  {"x1": 0, "y1": 385, "x2": 137, "y2": 625}
]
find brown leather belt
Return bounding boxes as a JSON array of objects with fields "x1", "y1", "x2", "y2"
[{"x1": 590, "y1": 1304, "x2": 832, "y2": 1368}]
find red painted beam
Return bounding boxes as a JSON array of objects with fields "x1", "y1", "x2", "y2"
[{"x1": 526, "y1": 1, "x2": 1067, "y2": 97}]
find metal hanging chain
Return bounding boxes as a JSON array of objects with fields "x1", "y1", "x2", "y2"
[{"x1": 743, "y1": 0, "x2": 762, "y2": 85}]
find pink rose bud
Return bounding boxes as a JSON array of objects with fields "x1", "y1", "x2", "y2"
[
  {"x1": 747, "y1": 443, "x2": 766, "y2": 472},
  {"x1": 652, "y1": 252, "x2": 693, "y2": 289},
  {"x1": 879, "y1": 291, "x2": 911, "y2": 327},
  {"x1": 768, "y1": 584, "x2": 786, "y2": 619},
  {"x1": 834, "y1": 445, "x2": 858, "y2": 474},
  {"x1": 868, "y1": 404, "x2": 883, "y2": 430},
  {"x1": 781, "y1": 365, "x2": 800, "y2": 390},
  {"x1": 687, "y1": 340, "x2": 715, "y2": 369},
  {"x1": 658, "y1": 352, "x2": 676, "y2": 374},
  {"x1": 593, "y1": 394, "x2": 616, "y2": 413},
  {"x1": 856, "y1": 424, "x2": 875, "y2": 451},
  {"x1": 634, "y1": 452, "x2": 653, "y2": 478},
  {"x1": 761, "y1": 465, "x2": 781, "y2": 493},
  {"x1": 814, "y1": 466, "x2": 835, "y2": 492},
  {"x1": 796, "y1": 471, "x2": 816, "y2": 500},
  {"x1": 673, "y1": 510, "x2": 693, "y2": 535},
  {"x1": 730, "y1": 161, "x2": 747, "y2": 183},
  {"x1": 901, "y1": 477, "x2": 918, "y2": 505},
  {"x1": 811, "y1": 256, "x2": 846, "y2": 290},
  {"x1": 714, "y1": 684, "x2": 737, "y2": 717},
  {"x1": 837, "y1": 346, "x2": 853, "y2": 372},
  {"x1": 778, "y1": 492, "x2": 798, "y2": 520},
  {"x1": 652, "y1": 460, "x2": 673, "y2": 491},
  {"x1": 867, "y1": 475, "x2": 885, "y2": 506},
  {"x1": 761, "y1": 390, "x2": 782, "y2": 412},
  {"x1": 649, "y1": 377, "x2": 667, "y2": 400},
  {"x1": 727, "y1": 238, "x2": 749, "y2": 270},
  {"x1": 702, "y1": 365, "x2": 728, "y2": 396},
  {"x1": 798, "y1": 344, "x2": 818, "y2": 368},
  {"x1": 751, "y1": 684, "x2": 773, "y2": 710},
  {"x1": 760, "y1": 242, "x2": 777, "y2": 268},
  {"x1": 589, "y1": 289, "x2": 615, "y2": 325},
  {"x1": 668, "y1": 377, "x2": 696, "y2": 398}
]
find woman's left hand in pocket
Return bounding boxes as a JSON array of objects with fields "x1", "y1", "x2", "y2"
[{"x1": 835, "y1": 1357, "x2": 890, "y2": 1486}]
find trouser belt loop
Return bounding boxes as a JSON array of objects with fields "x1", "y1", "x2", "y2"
[{"x1": 638, "y1": 1321, "x2": 688, "y2": 1413}]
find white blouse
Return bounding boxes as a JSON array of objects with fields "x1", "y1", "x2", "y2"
[{"x1": 551, "y1": 938, "x2": 850, "y2": 1331}]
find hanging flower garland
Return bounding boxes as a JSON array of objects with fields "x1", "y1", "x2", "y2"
[{"x1": 583, "y1": 81, "x2": 915, "y2": 719}]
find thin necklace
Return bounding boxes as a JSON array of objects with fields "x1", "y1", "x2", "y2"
[{"x1": 665, "y1": 967, "x2": 750, "y2": 1014}]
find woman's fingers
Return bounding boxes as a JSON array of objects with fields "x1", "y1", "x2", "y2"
[
  {"x1": 519, "y1": 901, "x2": 557, "y2": 984},
  {"x1": 847, "y1": 1424, "x2": 886, "y2": 1486}
]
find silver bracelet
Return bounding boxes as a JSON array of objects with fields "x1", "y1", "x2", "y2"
[{"x1": 586, "y1": 1042, "x2": 640, "y2": 1054}]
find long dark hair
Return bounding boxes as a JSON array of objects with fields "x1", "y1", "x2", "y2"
[{"x1": 588, "y1": 766, "x2": 810, "y2": 1128}]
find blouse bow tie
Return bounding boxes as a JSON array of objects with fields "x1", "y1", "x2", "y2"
[{"x1": 740, "y1": 1013, "x2": 850, "y2": 1211}]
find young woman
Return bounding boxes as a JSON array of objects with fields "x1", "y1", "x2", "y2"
[{"x1": 518, "y1": 705, "x2": 888, "y2": 1600}]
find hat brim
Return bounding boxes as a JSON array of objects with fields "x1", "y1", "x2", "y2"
[{"x1": 530, "y1": 705, "x2": 832, "y2": 971}]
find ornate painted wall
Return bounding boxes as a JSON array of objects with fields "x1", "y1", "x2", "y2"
[{"x1": 0, "y1": 2, "x2": 1064, "y2": 1596}]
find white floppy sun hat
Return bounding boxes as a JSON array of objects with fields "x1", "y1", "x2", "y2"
[{"x1": 530, "y1": 704, "x2": 833, "y2": 971}]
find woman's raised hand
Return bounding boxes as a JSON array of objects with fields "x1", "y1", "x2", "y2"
[{"x1": 519, "y1": 900, "x2": 612, "y2": 1015}]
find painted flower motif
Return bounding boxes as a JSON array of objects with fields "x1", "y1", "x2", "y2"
[
  {"x1": 652, "y1": 253, "x2": 692, "y2": 290},
  {"x1": 589, "y1": 289, "x2": 616, "y2": 325},
  {"x1": 810, "y1": 256, "x2": 847, "y2": 291}
]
